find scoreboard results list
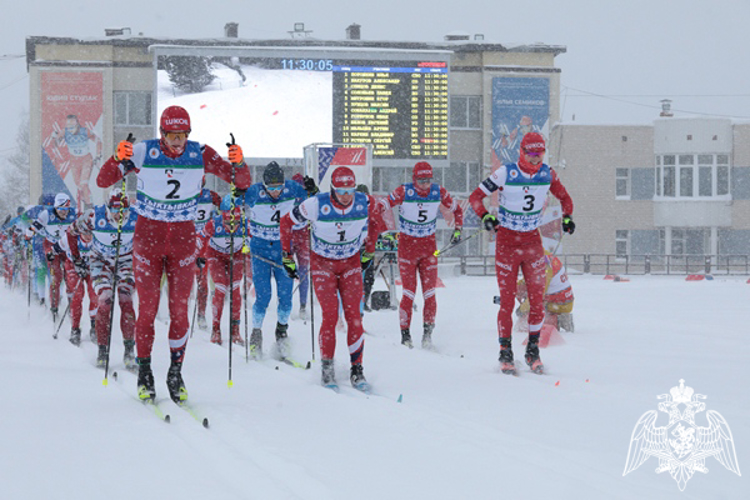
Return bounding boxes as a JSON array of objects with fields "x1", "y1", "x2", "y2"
[{"x1": 332, "y1": 61, "x2": 448, "y2": 161}]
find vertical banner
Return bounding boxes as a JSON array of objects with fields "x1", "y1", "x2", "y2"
[
  {"x1": 41, "y1": 71, "x2": 104, "y2": 210},
  {"x1": 491, "y1": 77, "x2": 549, "y2": 170}
]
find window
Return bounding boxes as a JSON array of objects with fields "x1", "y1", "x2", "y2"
[
  {"x1": 663, "y1": 167, "x2": 676, "y2": 197},
  {"x1": 444, "y1": 161, "x2": 480, "y2": 194},
  {"x1": 615, "y1": 168, "x2": 630, "y2": 197},
  {"x1": 657, "y1": 153, "x2": 731, "y2": 198},
  {"x1": 615, "y1": 230, "x2": 629, "y2": 256},
  {"x1": 449, "y1": 96, "x2": 481, "y2": 129},
  {"x1": 114, "y1": 92, "x2": 152, "y2": 126},
  {"x1": 679, "y1": 167, "x2": 694, "y2": 197},
  {"x1": 671, "y1": 229, "x2": 685, "y2": 255}
]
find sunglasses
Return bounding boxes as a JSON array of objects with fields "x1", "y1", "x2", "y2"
[
  {"x1": 265, "y1": 184, "x2": 284, "y2": 192},
  {"x1": 164, "y1": 131, "x2": 189, "y2": 141},
  {"x1": 415, "y1": 178, "x2": 432, "y2": 184},
  {"x1": 334, "y1": 187, "x2": 355, "y2": 195},
  {"x1": 525, "y1": 150, "x2": 545, "y2": 157}
]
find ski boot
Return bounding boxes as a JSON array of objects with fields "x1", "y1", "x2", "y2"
[
  {"x1": 69, "y1": 327, "x2": 82, "y2": 347},
  {"x1": 197, "y1": 314, "x2": 208, "y2": 331},
  {"x1": 422, "y1": 323, "x2": 435, "y2": 349},
  {"x1": 166, "y1": 361, "x2": 188, "y2": 404},
  {"x1": 231, "y1": 320, "x2": 244, "y2": 346},
  {"x1": 39, "y1": 297, "x2": 45, "y2": 307},
  {"x1": 89, "y1": 318, "x2": 96, "y2": 343},
  {"x1": 274, "y1": 322, "x2": 290, "y2": 358},
  {"x1": 350, "y1": 364, "x2": 371, "y2": 393},
  {"x1": 210, "y1": 325, "x2": 222, "y2": 345},
  {"x1": 249, "y1": 328, "x2": 263, "y2": 359},
  {"x1": 51, "y1": 307, "x2": 58, "y2": 324},
  {"x1": 401, "y1": 328, "x2": 413, "y2": 348},
  {"x1": 321, "y1": 359, "x2": 337, "y2": 390},
  {"x1": 525, "y1": 334, "x2": 544, "y2": 374},
  {"x1": 137, "y1": 357, "x2": 156, "y2": 402},
  {"x1": 123, "y1": 340, "x2": 136, "y2": 372},
  {"x1": 298, "y1": 305, "x2": 308, "y2": 321},
  {"x1": 96, "y1": 345, "x2": 107, "y2": 369},
  {"x1": 499, "y1": 337, "x2": 516, "y2": 375}
]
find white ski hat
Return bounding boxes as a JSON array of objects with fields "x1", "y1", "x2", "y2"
[{"x1": 54, "y1": 193, "x2": 71, "y2": 209}]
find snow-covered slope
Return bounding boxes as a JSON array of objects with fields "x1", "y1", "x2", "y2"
[{"x1": 1, "y1": 274, "x2": 747, "y2": 499}]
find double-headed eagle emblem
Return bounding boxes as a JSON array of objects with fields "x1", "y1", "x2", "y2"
[{"x1": 623, "y1": 380, "x2": 741, "y2": 490}]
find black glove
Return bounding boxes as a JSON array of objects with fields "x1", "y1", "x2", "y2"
[
  {"x1": 196, "y1": 257, "x2": 206, "y2": 269},
  {"x1": 450, "y1": 229, "x2": 462, "y2": 245},
  {"x1": 46, "y1": 252, "x2": 56, "y2": 262},
  {"x1": 482, "y1": 213, "x2": 499, "y2": 232},
  {"x1": 303, "y1": 176, "x2": 319, "y2": 196},
  {"x1": 282, "y1": 252, "x2": 299, "y2": 279},
  {"x1": 73, "y1": 257, "x2": 88, "y2": 278},
  {"x1": 361, "y1": 252, "x2": 374, "y2": 271},
  {"x1": 562, "y1": 215, "x2": 576, "y2": 235},
  {"x1": 232, "y1": 187, "x2": 247, "y2": 199}
]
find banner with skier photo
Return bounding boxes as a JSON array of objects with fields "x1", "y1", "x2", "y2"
[
  {"x1": 490, "y1": 77, "x2": 550, "y2": 170},
  {"x1": 40, "y1": 71, "x2": 104, "y2": 211}
]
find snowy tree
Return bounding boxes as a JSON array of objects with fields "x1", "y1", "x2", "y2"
[
  {"x1": 164, "y1": 56, "x2": 216, "y2": 93},
  {"x1": 0, "y1": 115, "x2": 30, "y2": 216}
]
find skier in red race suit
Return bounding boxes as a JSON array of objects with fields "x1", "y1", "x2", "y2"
[
  {"x1": 97, "y1": 105, "x2": 252, "y2": 403},
  {"x1": 196, "y1": 195, "x2": 247, "y2": 346},
  {"x1": 376, "y1": 161, "x2": 463, "y2": 349},
  {"x1": 279, "y1": 167, "x2": 380, "y2": 392},
  {"x1": 469, "y1": 132, "x2": 574, "y2": 375}
]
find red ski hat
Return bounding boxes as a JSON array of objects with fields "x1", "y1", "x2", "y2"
[
  {"x1": 331, "y1": 167, "x2": 356, "y2": 189},
  {"x1": 413, "y1": 162, "x2": 433, "y2": 182},
  {"x1": 160, "y1": 106, "x2": 191, "y2": 133},
  {"x1": 521, "y1": 132, "x2": 546, "y2": 155}
]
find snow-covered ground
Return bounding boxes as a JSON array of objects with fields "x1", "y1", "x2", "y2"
[{"x1": 1, "y1": 273, "x2": 747, "y2": 499}]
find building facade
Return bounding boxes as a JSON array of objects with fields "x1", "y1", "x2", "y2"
[{"x1": 551, "y1": 118, "x2": 750, "y2": 260}]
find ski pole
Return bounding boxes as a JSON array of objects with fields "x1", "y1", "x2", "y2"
[
  {"x1": 103, "y1": 133, "x2": 134, "y2": 386},
  {"x1": 53, "y1": 277, "x2": 83, "y2": 339},
  {"x1": 240, "y1": 206, "x2": 250, "y2": 361},
  {"x1": 433, "y1": 228, "x2": 482, "y2": 257},
  {"x1": 226, "y1": 132, "x2": 237, "y2": 388}
]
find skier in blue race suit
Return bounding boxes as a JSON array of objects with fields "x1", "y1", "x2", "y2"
[{"x1": 243, "y1": 162, "x2": 309, "y2": 359}]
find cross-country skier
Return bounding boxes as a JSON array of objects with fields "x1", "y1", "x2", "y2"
[
  {"x1": 31, "y1": 193, "x2": 77, "y2": 328},
  {"x1": 290, "y1": 173, "x2": 311, "y2": 320},
  {"x1": 242, "y1": 162, "x2": 310, "y2": 359},
  {"x1": 469, "y1": 132, "x2": 575, "y2": 375},
  {"x1": 279, "y1": 167, "x2": 380, "y2": 391},
  {"x1": 375, "y1": 162, "x2": 463, "y2": 349},
  {"x1": 97, "y1": 105, "x2": 252, "y2": 403},
  {"x1": 197, "y1": 194, "x2": 247, "y2": 346},
  {"x1": 56, "y1": 219, "x2": 98, "y2": 347},
  {"x1": 193, "y1": 181, "x2": 222, "y2": 330},
  {"x1": 516, "y1": 250, "x2": 574, "y2": 333},
  {"x1": 65, "y1": 188, "x2": 138, "y2": 368}
]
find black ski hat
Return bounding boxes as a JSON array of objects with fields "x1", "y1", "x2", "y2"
[{"x1": 263, "y1": 161, "x2": 284, "y2": 186}]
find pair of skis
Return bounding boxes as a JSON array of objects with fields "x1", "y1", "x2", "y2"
[{"x1": 111, "y1": 370, "x2": 209, "y2": 428}]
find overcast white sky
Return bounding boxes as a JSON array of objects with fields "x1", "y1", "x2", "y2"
[{"x1": 1, "y1": 0, "x2": 749, "y2": 158}]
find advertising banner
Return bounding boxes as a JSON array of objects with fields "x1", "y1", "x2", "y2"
[
  {"x1": 41, "y1": 71, "x2": 104, "y2": 210},
  {"x1": 491, "y1": 77, "x2": 549, "y2": 170}
]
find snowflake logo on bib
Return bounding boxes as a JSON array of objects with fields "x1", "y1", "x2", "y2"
[
  {"x1": 510, "y1": 170, "x2": 519, "y2": 179},
  {"x1": 321, "y1": 205, "x2": 331, "y2": 215},
  {"x1": 407, "y1": 189, "x2": 414, "y2": 196},
  {"x1": 149, "y1": 148, "x2": 159, "y2": 159},
  {"x1": 356, "y1": 205, "x2": 363, "y2": 211},
  {"x1": 97, "y1": 218, "x2": 106, "y2": 228}
]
